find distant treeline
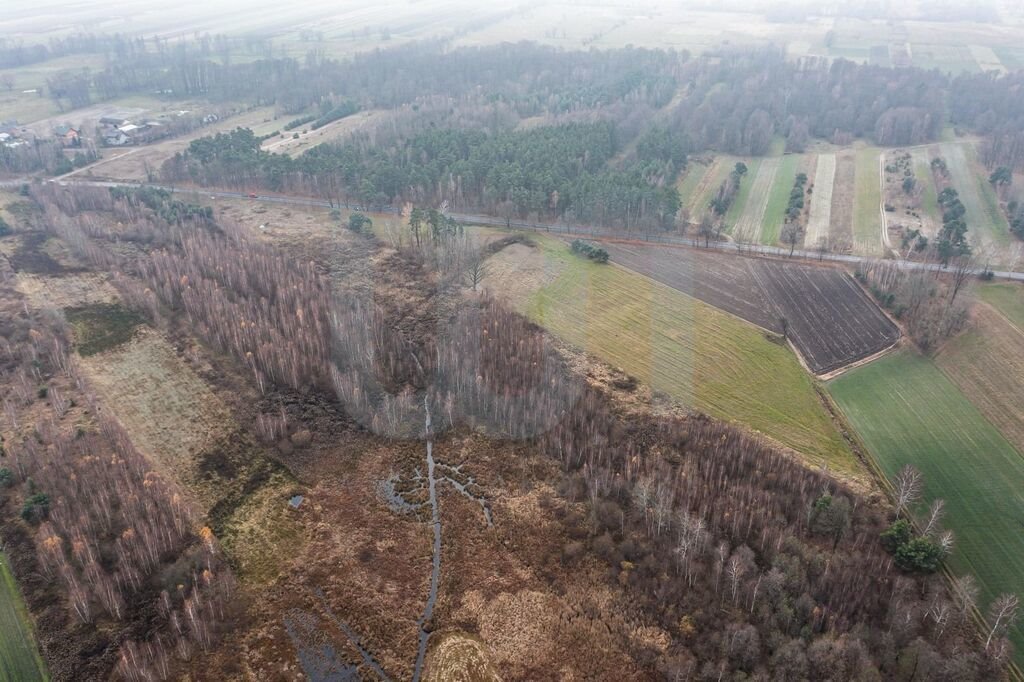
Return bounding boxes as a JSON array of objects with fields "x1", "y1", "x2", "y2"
[
  {"x1": 164, "y1": 122, "x2": 683, "y2": 230},
  {"x1": 16, "y1": 38, "x2": 1024, "y2": 168}
]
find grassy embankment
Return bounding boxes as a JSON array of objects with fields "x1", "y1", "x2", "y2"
[{"x1": 0, "y1": 552, "x2": 47, "y2": 682}]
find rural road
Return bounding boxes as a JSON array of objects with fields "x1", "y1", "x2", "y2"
[{"x1": 9, "y1": 177, "x2": 1023, "y2": 281}]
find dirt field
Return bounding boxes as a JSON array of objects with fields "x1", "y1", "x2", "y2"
[
  {"x1": 599, "y1": 240, "x2": 899, "y2": 375},
  {"x1": 747, "y1": 260, "x2": 900, "y2": 375},
  {"x1": 805, "y1": 152, "x2": 835, "y2": 249}
]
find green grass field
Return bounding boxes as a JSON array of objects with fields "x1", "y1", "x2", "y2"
[
  {"x1": 853, "y1": 147, "x2": 882, "y2": 254},
  {"x1": 940, "y1": 142, "x2": 1011, "y2": 251},
  {"x1": 0, "y1": 553, "x2": 47, "y2": 682},
  {"x1": 687, "y1": 157, "x2": 735, "y2": 218},
  {"x1": 723, "y1": 158, "x2": 761, "y2": 232},
  {"x1": 523, "y1": 236, "x2": 860, "y2": 476},
  {"x1": 978, "y1": 282, "x2": 1024, "y2": 329},
  {"x1": 760, "y1": 154, "x2": 801, "y2": 245},
  {"x1": 830, "y1": 350, "x2": 1024, "y2": 661},
  {"x1": 676, "y1": 162, "x2": 712, "y2": 213},
  {"x1": 0, "y1": 53, "x2": 108, "y2": 123},
  {"x1": 911, "y1": 149, "x2": 942, "y2": 229}
]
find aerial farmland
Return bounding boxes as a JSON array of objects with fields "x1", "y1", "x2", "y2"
[{"x1": 2, "y1": 0, "x2": 1024, "y2": 679}]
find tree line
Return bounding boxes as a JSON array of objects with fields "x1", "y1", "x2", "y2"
[{"x1": 164, "y1": 123, "x2": 684, "y2": 230}]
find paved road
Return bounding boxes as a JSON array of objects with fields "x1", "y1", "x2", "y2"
[{"x1": 9, "y1": 176, "x2": 1023, "y2": 282}]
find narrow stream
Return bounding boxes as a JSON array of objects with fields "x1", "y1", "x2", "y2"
[{"x1": 412, "y1": 397, "x2": 441, "y2": 682}]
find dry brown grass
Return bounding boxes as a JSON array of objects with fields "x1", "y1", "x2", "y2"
[
  {"x1": 481, "y1": 241, "x2": 564, "y2": 308},
  {"x1": 15, "y1": 272, "x2": 118, "y2": 309},
  {"x1": 76, "y1": 327, "x2": 232, "y2": 505},
  {"x1": 423, "y1": 632, "x2": 501, "y2": 682}
]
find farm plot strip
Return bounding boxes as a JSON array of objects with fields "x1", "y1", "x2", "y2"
[
  {"x1": 805, "y1": 153, "x2": 836, "y2": 249},
  {"x1": 940, "y1": 142, "x2": 1011, "y2": 250},
  {"x1": 760, "y1": 154, "x2": 801, "y2": 246},
  {"x1": 830, "y1": 151, "x2": 856, "y2": 250},
  {"x1": 936, "y1": 304, "x2": 1024, "y2": 454},
  {"x1": 853, "y1": 148, "x2": 883, "y2": 255},
  {"x1": 731, "y1": 158, "x2": 776, "y2": 242},
  {"x1": 689, "y1": 158, "x2": 731, "y2": 217},
  {"x1": 911, "y1": 148, "x2": 941, "y2": 238},
  {"x1": 829, "y1": 351, "x2": 1024, "y2": 661},
  {"x1": 0, "y1": 553, "x2": 46, "y2": 682},
  {"x1": 677, "y1": 162, "x2": 712, "y2": 213},
  {"x1": 598, "y1": 241, "x2": 900, "y2": 375},
  {"x1": 724, "y1": 158, "x2": 761, "y2": 231}
]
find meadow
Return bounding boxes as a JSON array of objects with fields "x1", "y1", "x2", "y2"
[
  {"x1": 829, "y1": 350, "x2": 1024, "y2": 658},
  {"x1": 759, "y1": 153, "x2": 802, "y2": 245},
  {"x1": 853, "y1": 146, "x2": 883, "y2": 254},
  {"x1": 939, "y1": 142, "x2": 1011, "y2": 252},
  {"x1": 936, "y1": 304, "x2": 1024, "y2": 454},
  {"x1": 521, "y1": 236, "x2": 861, "y2": 477},
  {"x1": 978, "y1": 282, "x2": 1024, "y2": 329},
  {"x1": 0, "y1": 552, "x2": 47, "y2": 682}
]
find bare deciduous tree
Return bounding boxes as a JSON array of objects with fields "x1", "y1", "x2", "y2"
[
  {"x1": 893, "y1": 464, "x2": 923, "y2": 519},
  {"x1": 986, "y1": 593, "x2": 1020, "y2": 650}
]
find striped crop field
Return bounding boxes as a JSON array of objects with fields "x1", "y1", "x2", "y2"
[
  {"x1": 724, "y1": 158, "x2": 761, "y2": 231},
  {"x1": 760, "y1": 154, "x2": 802, "y2": 246},
  {"x1": 522, "y1": 236, "x2": 861, "y2": 477},
  {"x1": 685, "y1": 158, "x2": 731, "y2": 217},
  {"x1": 936, "y1": 303, "x2": 1024, "y2": 454},
  {"x1": 853, "y1": 147, "x2": 883, "y2": 255},
  {"x1": 829, "y1": 350, "x2": 1024, "y2": 663},
  {"x1": 805, "y1": 153, "x2": 835, "y2": 249},
  {"x1": 676, "y1": 162, "x2": 713, "y2": 214},
  {"x1": 731, "y1": 157, "x2": 778, "y2": 243}
]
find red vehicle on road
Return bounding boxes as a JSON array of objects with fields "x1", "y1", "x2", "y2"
[{"x1": 247, "y1": 192, "x2": 258, "y2": 198}]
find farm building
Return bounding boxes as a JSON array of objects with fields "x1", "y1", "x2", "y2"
[
  {"x1": 102, "y1": 130, "x2": 130, "y2": 146},
  {"x1": 53, "y1": 124, "x2": 80, "y2": 147}
]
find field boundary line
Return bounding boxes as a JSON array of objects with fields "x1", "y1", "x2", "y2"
[
  {"x1": 605, "y1": 259, "x2": 782, "y2": 337},
  {"x1": 815, "y1": 338, "x2": 902, "y2": 381}
]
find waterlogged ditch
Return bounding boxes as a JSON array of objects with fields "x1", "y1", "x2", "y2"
[{"x1": 296, "y1": 394, "x2": 494, "y2": 681}]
